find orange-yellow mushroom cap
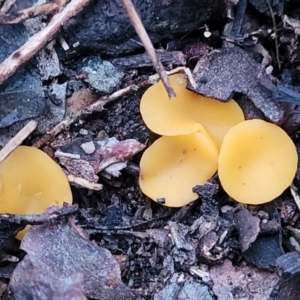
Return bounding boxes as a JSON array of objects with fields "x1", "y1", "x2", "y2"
[
  {"x1": 139, "y1": 132, "x2": 218, "y2": 207},
  {"x1": 140, "y1": 73, "x2": 244, "y2": 149},
  {"x1": 0, "y1": 146, "x2": 72, "y2": 237},
  {"x1": 218, "y1": 119, "x2": 298, "y2": 204}
]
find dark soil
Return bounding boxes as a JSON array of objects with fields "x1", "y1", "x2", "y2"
[{"x1": 1, "y1": 0, "x2": 300, "y2": 299}]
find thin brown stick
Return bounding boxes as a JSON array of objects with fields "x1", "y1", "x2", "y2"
[
  {"x1": 0, "y1": 204, "x2": 78, "y2": 225},
  {"x1": 0, "y1": 120, "x2": 37, "y2": 164},
  {"x1": 0, "y1": 0, "x2": 16, "y2": 13},
  {"x1": 0, "y1": 3, "x2": 59, "y2": 24},
  {"x1": 121, "y1": 0, "x2": 176, "y2": 98},
  {"x1": 67, "y1": 174, "x2": 103, "y2": 191},
  {"x1": 0, "y1": 0, "x2": 91, "y2": 85}
]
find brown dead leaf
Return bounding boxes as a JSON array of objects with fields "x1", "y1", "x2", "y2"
[
  {"x1": 10, "y1": 218, "x2": 136, "y2": 299},
  {"x1": 56, "y1": 137, "x2": 145, "y2": 182},
  {"x1": 91, "y1": 137, "x2": 145, "y2": 173}
]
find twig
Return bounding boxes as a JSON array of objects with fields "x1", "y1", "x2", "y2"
[
  {"x1": 0, "y1": 3, "x2": 60, "y2": 24},
  {"x1": 0, "y1": 0, "x2": 16, "y2": 13},
  {"x1": 0, "y1": 120, "x2": 37, "y2": 164},
  {"x1": 67, "y1": 174, "x2": 103, "y2": 191},
  {"x1": 0, "y1": 204, "x2": 78, "y2": 225},
  {"x1": 120, "y1": 0, "x2": 176, "y2": 98},
  {"x1": 0, "y1": 0, "x2": 91, "y2": 85},
  {"x1": 266, "y1": 0, "x2": 281, "y2": 70}
]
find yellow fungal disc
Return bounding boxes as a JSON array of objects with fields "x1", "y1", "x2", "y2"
[
  {"x1": 191, "y1": 95, "x2": 244, "y2": 150},
  {"x1": 139, "y1": 133, "x2": 218, "y2": 207},
  {"x1": 0, "y1": 146, "x2": 73, "y2": 238},
  {"x1": 218, "y1": 120, "x2": 298, "y2": 204},
  {"x1": 140, "y1": 73, "x2": 244, "y2": 150},
  {"x1": 140, "y1": 74, "x2": 202, "y2": 136}
]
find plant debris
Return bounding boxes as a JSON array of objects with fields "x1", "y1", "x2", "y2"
[
  {"x1": 187, "y1": 47, "x2": 285, "y2": 123},
  {"x1": 56, "y1": 136, "x2": 145, "y2": 189},
  {"x1": 10, "y1": 216, "x2": 136, "y2": 299}
]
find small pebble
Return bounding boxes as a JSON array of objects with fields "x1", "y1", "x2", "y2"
[
  {"x1": 265, "y1": 65, "x2": 273, "y2": 75},
  {"x1": 81, "y1": 141, "x2": 96, "y2": 154}
]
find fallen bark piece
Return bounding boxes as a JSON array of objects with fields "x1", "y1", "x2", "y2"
[
  {"x1": 10, "y1": 219, "x2": 136, "y2": 299},
  {"x1": 188, "y1": 47, "x2": 285, "y2": 123},
  {"x1": 210, "y1": 259, "x2": 280, "y2": 300}
]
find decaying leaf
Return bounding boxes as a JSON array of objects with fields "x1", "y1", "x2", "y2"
[
  {"x1": 10, "y1": 218, "x2": 136, "y2": 299},
  {"x1": 56, "y1": 137, "x2": 145, "y2": 185},
  {"x1": 187, "y1": 47, "x2": 285, "y2": 123}
]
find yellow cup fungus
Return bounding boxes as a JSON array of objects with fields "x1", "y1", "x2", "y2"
[
  {"x1": 218, "y1": 119, "x2": 298, "y2": 204},
  {"x1": 139, "y1": 74, "x2": 298, "y2": 207},
  {"x1": 140, "y1": 73, "x2": 245, "y2": 150},
  {"x1": 139, "y1": 133, "x2": 218, "y2": 207},
  {"x1": 0, "y1": 146, "x2": 73, "y2": 238}
]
